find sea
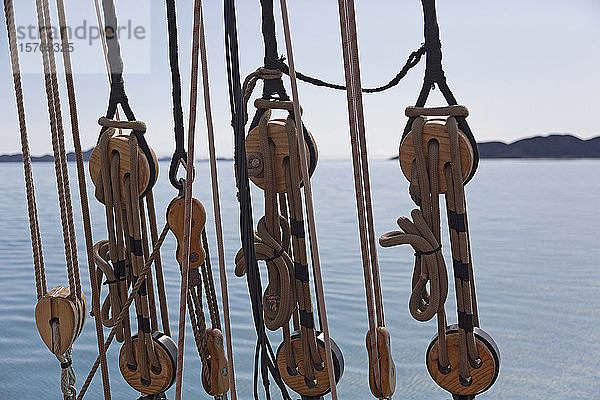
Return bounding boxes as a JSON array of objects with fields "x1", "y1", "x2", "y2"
[{"x1": 0, "y1": 159, "x2": 598, "y2": 399}]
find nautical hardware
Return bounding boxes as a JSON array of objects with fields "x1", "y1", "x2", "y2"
[
  {"x1": 88, "y1": 0, "x2": 175, "y2": 392},
  {"x1": 380, "y1": 106, "x2": 500, "y2": 398},
  {"x1": 5, "y1": 0, "x2": 91, "y2": 396},
  {"x1": 91, "y1": 123, "x2": 175, "y2": 395},
  {"x1": 276, "y1": 331, "x2": 344, "y2": 397},
  {"x1": 202, "y1": 328, "x2": 230, "y2": 396},
  {"x1": 167, "y1": 197, "x2": 207, "y2": 269},
  {"x1": 225, "y1": 0, "x2": 343, "y2": 397},
  {"x1": 118, "y1": 332, "x2": 177, "y2": 394},
  {"x1": 165, "y1": 0, "x2": 235, "y2": 397},
  {"x1": 35, "y1": 286, "x2": 87, "y2": 355}
]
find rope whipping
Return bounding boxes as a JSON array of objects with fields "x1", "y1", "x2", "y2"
[{"x1": 223, "y1": 1, "x2": 291, "y2": 399}]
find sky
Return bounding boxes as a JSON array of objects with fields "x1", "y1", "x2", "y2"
[{"x1": 1, "y1": 0, "x2": 599, "y2": 159}]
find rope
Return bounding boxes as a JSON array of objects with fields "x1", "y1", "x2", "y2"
[
  {"x1": 53, "y1": 320, "x2": 76, "y2": 400},
  {"x1": 34, "y1": 0, "x2": 81, "y2": 302},
  {"x1": 380, "y1": 109, "x2": 483, "y2": 389},
  {"x1": 196, "y1": 2, "x2": 237, "y2": 393},
  {"x1": 335, "y1": 0, "x2": 389, "y2": 394},
  {"x1": 275, "y1": 44, "x2": 426, "y2": 93},
  {"x1": 174, "y1": 0, "x2": 203, "y2": 397},
  {"x1": 54, "y1": 0, "x2": 111, "y2": 395},
  {"x1": 223, "y1": 1, "x2": 291, "y2": 398},
  {"x1": 165, "y1": 0, "x2": 187, "y2": 192},
  {"x1": 278, "y1": 0, "x2": 338, "y2": 397},
  {"x1": 77, "y1": 224, "x2": 170, "y2": 400},
  {"x1": 4, "y1": 0, "x2": 47, "y2": 300},
  {"x1": 402, "y1": 0, "x2": 480, "y2": 183}
]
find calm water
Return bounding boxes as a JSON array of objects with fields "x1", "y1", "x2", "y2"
[{"x1": 0, "y1": 159, "x2": 599, "y2": 399}]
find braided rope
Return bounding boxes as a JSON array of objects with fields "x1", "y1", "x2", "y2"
[{"x1": 3, "y1": 0, "x2": 47, "y2": 300}]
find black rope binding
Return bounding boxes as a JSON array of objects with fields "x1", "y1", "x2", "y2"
[
  {"x1": 99, "y1": 0, "x2": 156, "y2": 197},
  {"x1": 402, "y1": 0, "x2": 479, "y2": 183},
  {"x1": 223, "y1": 1, "x2": 291, "y2": 399}
]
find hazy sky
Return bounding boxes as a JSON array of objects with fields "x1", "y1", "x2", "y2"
[{"x1": 1, "y1": 0, "x2": 599, "y2": 159}]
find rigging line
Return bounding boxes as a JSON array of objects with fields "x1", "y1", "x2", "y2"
[
  {"x1": 278, "y1": 1, "x2": 338, "y2": 398},
  {"x1": 54, "y1": 0, "x2": 111, "y2": 396},
  {"x1": 165, "y1": 0, "x2": 187, "y2": 191},
  {"x1": 4, "y1": 0, "x2": 47, "y2": 299},
  {"x1": 197, "y1": 1, "x2": 238, "y2": 397},
  {"x1": 174, "y1": 0, "x2": 203, "y2": 397},
  {"x1": 336, "y1": 0, "x2": 382, "y2": 391},
  {"x1": 223, "y1": 1, "x2": 290, "y2": 398},
  {"x1": 91, "y1": 0, "x2": 121, "y2": 123},
  {"x1": 341, "y1": 0, "x2": 385, "y2": 326},
  {"x1": 276, "y1": 44, "x2": 426, "y2": 93},
  {"x1": 35, "y1": 0, "x2": 79, "y2": 299}
]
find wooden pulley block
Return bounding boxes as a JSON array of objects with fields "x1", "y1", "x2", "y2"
[
  {"x1": 399, "y1": 120, "x2": 473, "y2": 193},
  {"x1": 34, "y1": 286, "x2": 86, "y2": 355},
  {"x1": 167, "y1": 197, "x2": 207, "y2": 270},
  {"x1": 276, "y1": 331, "x2": 344, "y2": 397},
  {"x1": 201, "y1": 328, "x2": 230, "y2": 397},
  {"x1": 366, "y1": 327, "x2": 396, "y2": 399},
  {"x1": 89, "y1": 132, "x2": 158, "y2": 203},
  {"x1": 426, "y1": 324, "x2": 500, "y2": 397},
  {"x1": 119, "y1": 331, "x2": 177, "y2": 394},
  {"x1": 246, "y1": 119, "x2": 318, "y2": 193}
]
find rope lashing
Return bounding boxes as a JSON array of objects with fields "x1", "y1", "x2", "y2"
[{"x1": 381, "y1": 106, "x2": 500, "y2": 398}]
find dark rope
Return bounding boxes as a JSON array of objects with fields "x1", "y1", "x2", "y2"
[
  {"x1": 259, "y1": 0, "x2": 288, "y2": 101},
  {"x1": 223, "y1": 1, "x2": 290, "y2": 399},
  {"x1": 99, "y1": 0, "x2": 156, "y2": 197},
  {"x1": 402, "y1": 0, "x2": 479, "y2": 183},
  {"x1": 275, "y1": 44, "x2": 426, "y2": 93},
  {"x1": 165, "y1": 0, "x2": 187, "y2": 192}
]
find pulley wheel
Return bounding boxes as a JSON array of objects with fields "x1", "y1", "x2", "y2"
[
  {"x1": 246, "y1": 119, "x2": 318, "y2": 193},
  {"x1": 119, "y1": 332, "x2": 177, "y2": 395},
  {"x1": 399, "y1": 121, "x2": 473, "y2": 193},
  {"x1": 426, "y1": 324, "x2": 500, "y2": 396},
  {"x1": 89, "y1": 133, "x2": 157, "y2": 203},
  {"x1": 34, "y1": 286, "x2": 86, "y2": 355},
  {"x1": 276, "y1": 331, "x2": 344, "y2": 397}
]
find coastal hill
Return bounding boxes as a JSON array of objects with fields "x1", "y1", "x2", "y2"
[
  {"x1": 1, "y1": 134, "x2": 599, "y2": 162},
  {"x1": 478, "y1": 134, "x2": 600, "y2": 158},
  {"x1": 388, "y1": 134, "x2": 600, "y2": 160}
]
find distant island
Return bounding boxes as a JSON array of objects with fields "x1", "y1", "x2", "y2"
[
  {"x1": 390, "y1": 134, "x2": 600, "y2": 160},
  {"x1": 0, "y1": 148, "x2": 233, "y2": 163},
  {"x1": 2, "y1": 134, "x2": 599, "y2": 162}
]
